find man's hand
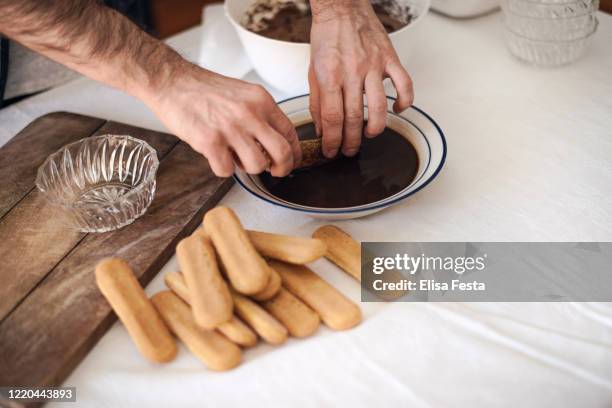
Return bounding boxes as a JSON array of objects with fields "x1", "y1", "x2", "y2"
[
  {"x1": 0, "y1": 0, "x2": 300, "y2": 177},
  {"x1": 144, "y1": 62, "x2": 301, "y2": 177},
  {"x1": 309, "y1": 0, "x2": 414, "y2": 158}
]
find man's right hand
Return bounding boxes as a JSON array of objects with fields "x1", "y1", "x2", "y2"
[
  {"x1": 0, "y1": 0, "x2": 300, "y2": 178},
  {"x1": 144, "y1": 62, "x2": 301, "y2": 177}
]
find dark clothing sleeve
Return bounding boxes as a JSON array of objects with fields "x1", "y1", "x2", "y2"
[{"x1": 0, "y1": 38, "x2": 10, "y2": 108}]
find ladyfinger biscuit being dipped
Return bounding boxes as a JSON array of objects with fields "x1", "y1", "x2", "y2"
[
  {"x1": 247, "y1": 230, "x2": 327, "y2": 264},
  {"x1": 204, "y1": 207, "x2": 270, "y2": 294},
  {"x1": 270, "y1": 260, "x2": 362, "y2": 331},
  {"x1": 164, "y1": 272, "x2": 257, "y2": 347},
  {"x1": 261, "y1": 287, "x2": 320, "y2": 338},
  {"x1": 251, "y1": 265, "x2": 282, "y2": 301},
  {"x1": 313, "y1": 225, "x2": 361, "y2": 281},
  {"x1": 232, "y1": 290, "x2": 288, "y2": 345},
  {"x1": 176, "y1": 234, "x2": 233, "y2": 329},
  {"x1": 152, "y1": 291, "x2": 242, "y2": 371},
  {"x1": 95, "y1": 258, "x2": 177, "y2": 363}
]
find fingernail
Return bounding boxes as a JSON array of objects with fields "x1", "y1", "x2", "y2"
[
  {"x1": 343, "y1": 148, "x2": 358, "y2": 157},
  {"x1": 324, "y1": 148, "x2": 338, "y2": 158},
  {"x1": 365, "y1": 129, "x2": 380, "y2": 139}
]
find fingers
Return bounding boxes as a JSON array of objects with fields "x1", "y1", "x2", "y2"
[
  {"x1": 308, "y1": 66, "x2": 322, "y2": 137},
  {"x1": 341, "y1": 80, "x2": 364, "y2": 157},
  {"x1": 252, "y1": 122, "x2": 295, "y2": 177},
  {"x1": 193, "y1": 136, "x2": 234, "y2": 177},
  {"x1": 319, "y1": 86, "x2": 344, "y2": 158},
  {"x1": 386, "y1": 61, "x2": 414, "y2": 114},
  {"x1": 209, "y1": 149, "x2": 234, "y2": 177},
  {"x1": 228, "y1": 131, "x2": 269, "y2": 175},
  {"x1": 364, "y1": 72, "x2": 387, "y2": 138},
  {"x1": 268, "y1": 106, "x2": 302, "y2": 170}
]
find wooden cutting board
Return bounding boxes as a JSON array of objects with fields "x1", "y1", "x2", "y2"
[{"x1": 0, "y1": 112, "x2": 233, "y2": 407}]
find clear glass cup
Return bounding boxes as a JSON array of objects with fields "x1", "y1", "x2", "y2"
[
  {"x1": 36, "y1": 134, "x2": 159, "y2": 233},
  {"x1": 504, "y1": 8, "x2": 598, "y2": 40},
  {"x1": 504, "y1": 0, "x2": 599, "y2": 19},
  {"x1": 502, "y1": 0, "x2": 599, "y2": 65},
  {"x1": 504, "y1": 26, "x2": 596, "y2": 65}
]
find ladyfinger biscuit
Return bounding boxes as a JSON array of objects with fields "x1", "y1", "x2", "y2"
[
  {"x1": 191, "y1": 228, "x2": 208, "y2": 239},
  {"x1": 164, "y1": 271, "x2": 191, "y2": 302},
  {"x1": 261, "y1": 287, "x2": 320, "y2": 338},
  {"x1": 250, "y1": 265, "x2": 282, "y2": 301},
  {"x1": 164, "y1": 272, "x2": 257, "y2": 347},
  {"x1": 204, "y1": 207, "x2": 270, "y2": 294},
  {"x1": 313, "y1": 225, "x2": 361, "y2": 281},
  {"x1": 232, "y1": 291, "x2": 288, "y2": 345},
  {"x1": 270, "y1": 260, "x2": 362, "y2": 330},
  {"x1": 299, "y1": 138, "x2": 331, "y2": 168},
  {"x1": 217, "y1": 315, "x2": 258, "y2": 348},
  {"x1": 176, "y1": 234, "x2": 233, "y2": 329},
  {"x1": 247, "y1": 230, "x2": 327, "y2": 264},
  {"x1": 95, "y1": 258, "x2": 177, "y2": 363},
  {"x1": 152, "y1": 291, "x2": 242, "y2": 371}
]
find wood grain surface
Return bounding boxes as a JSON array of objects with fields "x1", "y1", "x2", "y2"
[
  {"x1": 0, "y1": 112, "x2": 233, "y2": 407},
  {"x1": 0, "y1": 118, "x2": 178, "y2": 323},
  {"x1": 0, "y1": 112, "x2": 104, "y2": 219}
]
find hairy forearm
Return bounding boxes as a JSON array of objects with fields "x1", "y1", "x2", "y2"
[
  {"x1": 309, "y1": 0, "x2": 371, "y2": 21},
  {"x1": 0, "y1": 0, "x2": 186, "y2": 100}
]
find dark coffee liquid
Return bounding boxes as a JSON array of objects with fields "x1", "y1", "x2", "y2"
[{"x1": 259, "y1": 122, "x2": 419, "y2": 208}]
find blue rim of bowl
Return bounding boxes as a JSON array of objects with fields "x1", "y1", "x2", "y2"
[
  {"x1": 248, "y1": 112, "x2": 432, "y2": 210},
  {"x1": 233, "y1": 94, "x2": 447, "y2": 214}
]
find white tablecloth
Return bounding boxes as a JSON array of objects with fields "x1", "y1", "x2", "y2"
[{"x1": 1, "y1": 6, "x2": 611, "y2": 408}]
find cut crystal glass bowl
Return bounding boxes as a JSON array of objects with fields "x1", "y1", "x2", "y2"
[{"x1": 36, "y1": 134, "x2": 159, "y2": 233}]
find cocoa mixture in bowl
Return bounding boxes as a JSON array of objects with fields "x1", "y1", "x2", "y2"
[{"x1": 242, "y1": 0, "x2": 415, "y2": 43}]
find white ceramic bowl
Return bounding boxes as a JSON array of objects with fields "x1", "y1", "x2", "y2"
[
  {"x1": 225, "y1": 0, "x2": 431, "y2": 94},
  {"x1": 431, "y1": 0, "x2": 500, "y2": 18},
  {"x1": 234, "y1": 94, "x2": 447, "y2": 219}
]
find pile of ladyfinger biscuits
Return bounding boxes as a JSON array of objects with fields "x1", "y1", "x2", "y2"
[{"x1": 95, "y1": 206, "x2": 362, "y2": 371}]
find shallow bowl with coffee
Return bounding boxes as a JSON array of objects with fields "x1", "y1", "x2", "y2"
[{"x1": 234, "y1": 94, "x2": 446, "y2": 220}]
